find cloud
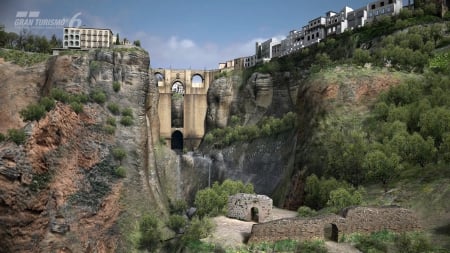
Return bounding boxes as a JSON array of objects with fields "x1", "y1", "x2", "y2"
[{"x1": 134, "y1": 31, "x2": 280, "y2": 70}]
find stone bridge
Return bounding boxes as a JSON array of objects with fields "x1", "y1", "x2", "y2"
[{"x1": 152, "y1": 68, "x2": 217, "y2": 150}]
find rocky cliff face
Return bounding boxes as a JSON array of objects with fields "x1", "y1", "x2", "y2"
[
  {"x1": 0, "y1": 48, "x2": 166, "y2": 252},
  {"x1": 195, "y1": 71, "x2": 299, "y2": 204}
]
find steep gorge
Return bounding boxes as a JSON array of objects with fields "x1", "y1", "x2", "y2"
[{"x1": 0, "y1": 47, "x2": 436, "y2": 252}]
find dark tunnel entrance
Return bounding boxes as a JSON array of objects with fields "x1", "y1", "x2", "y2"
[{"x1": 171, "y1": 130, "x2": 183, "y2": 150}]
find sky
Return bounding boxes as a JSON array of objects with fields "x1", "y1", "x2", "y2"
[{"x1": 0, "y1": 0, "x2": 408, "y2": 69}]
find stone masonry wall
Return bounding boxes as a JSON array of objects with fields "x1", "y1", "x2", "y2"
[
  {"x1": 248, "y1": 206, "x2": 421, "y2": 243},
  {"x1": 227, "y1": 193, "x2": 272, "y2": 223}
]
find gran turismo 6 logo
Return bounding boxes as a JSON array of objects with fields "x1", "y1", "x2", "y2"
[{"x1": 14, "y1": 11, "x2": 82, "y2": 29}]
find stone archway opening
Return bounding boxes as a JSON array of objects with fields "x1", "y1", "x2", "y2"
[
  {"x1": 324, "y1": 223, "x2": 339, "y2": 242},
  {"x1": 171, "y1": 81, "x2": 184, "y2": 128},
  {"x1": 155, "y1": 73, "x2": 164, "y2": 86},
  {"x1": 251, "y1": 207, "x2": 259, "y2": 222},
  {"x1": 192, "y1": 74, "x2": 204, "y2": 88},
  {"x1": 171, "y1": 130, "x2": 183, "y2": 150}
]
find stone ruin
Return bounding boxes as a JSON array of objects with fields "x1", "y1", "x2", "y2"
[
  {"x1": 227, "y1": 193, "x2": 272, "y2": 223},
  {"x1": 248, "y1": 205, "x2": 421, "y2": 244}
]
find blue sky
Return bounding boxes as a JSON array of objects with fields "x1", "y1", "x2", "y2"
[{"x1": 1, "y1": 0, "x2": 407, "y2": 69}]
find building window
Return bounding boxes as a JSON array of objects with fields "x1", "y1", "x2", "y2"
[
  {"x1": 376, "y1": 10, "x2": 379, "y2": 15},
  {"x1": 389, "y1": 0, "x2": 393, "y2": 3},
  {"x1": 381, "y1": 1, "x2": 385, "y2": 7},
  {"x1": 382, "y1": 8, "x2": 385, "y2": 14},
  {"x1": 317, "y1": 32, "x2": 319, "y2": 37},
  {"x1": 371, "y1": 4, "x2": 376, "y2": 9}
]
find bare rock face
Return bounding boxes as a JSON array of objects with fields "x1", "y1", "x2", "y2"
[
  {"x1": 0, "y1": 61, "x2": 46, "y2": 133},
  {"x1": 0, "y1": 48, "x2": 160, "y2": 253},
  {"x1": 206, "y1": 76, "x2": 235, "y2": 130}
]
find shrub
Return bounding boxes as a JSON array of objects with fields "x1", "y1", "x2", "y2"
[
  {"x1": 295, "y1": 240, "x2": 328, "y2": 253},
  {"x1": 69, "y1": 93, "x2": 89, "y2": 104},
  {"x1": 114, "y1": 166, "x2": 126, "y2": 178},
  {"x1": 0, "y1": 133, "x2": 5, "y2": 142},
  {"x1": 106, "y1": 117, "x2": 116, "y2": 126},
  {"x1": 327, "y1": 187, "x2": 364, "y2": 212},
  {"x1": 194, "y1": 179, "x2": 254, "y2": 217},
  {"x1": 89, "y1": 61, "x2": 100, "y2": 73},
  {"x1": 121, "y1": 108, "x2": 133, "y2": 117},
  {"x1": 120, "y1": 116, "x2": 133, "y2": 126},
  {"x1": 182, "y1": 217, "x2": 214, "y2": 243},
  {"x1": 7, "y1": 128, "x2": 26, "y2": 145},
  {"x1": 90, "y1": 89, "x2": 106, "y2": 104},
  {"x1": 107, "y1": 103, "x2": 120, "y2": 115},
  {"x1": 112, "y1": 147, "x2": 127, "y2": 162},
  {"x1": 169, "y1": 199, "x2": 187, "y2": 214},
  {"x1": 297, "y1": 206, "x2": 318, "y2": 217},
  {"x1": 50, "y1": 88, "x2": 70, "y2": 103},
  {"x1": 112, "y1": 81, "x2": 120, "y2": 92},
  {"x1": 103, "y1": 125, "x2": 116, "y2": 135},
  {"x1": 138, "y1": 214, "x2": 161, "y2": 251},
  {"x1": 19, "y1": 104, "x2": 46, "y2": 121},
  {"x1": 39, "y1": 97, "x2": 55, "y2": 111},
  {"x1": 394, "y1": 232, "x2": 433, "y2": 253},
  {"x1": 70, "y1": 101, "x2": 83, "y2": 114},
  {"x1": 167, "y1": 214, "x2": 187, "y2": 233}
]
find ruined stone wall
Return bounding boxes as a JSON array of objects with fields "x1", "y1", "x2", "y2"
[
  {"x1": 248, "y1": 206, "x2": 421, "y2": 243},
  {"x1": 248, "y1": 215, "x2": 343, "y2": 243},
  {"x1": 227, "y1": 193, "x2": 272, "y2": 223},
  {"x1": 339, "y1": 206, "x2": 421, "y2": 234}
]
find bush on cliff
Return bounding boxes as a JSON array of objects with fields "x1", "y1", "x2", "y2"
[
  {"x1": 138, "y1": 213, "x2": 161, "y2": 252},
  {"x1": 7, "y1": 128, "x2": 26, "y2": 145},
  {"x1": 194, "y1": 179, "x2": 254, "y2": 217}
]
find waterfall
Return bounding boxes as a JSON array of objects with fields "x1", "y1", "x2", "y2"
[{"x1": 175, "y1": 153, "x2": 182, "y2": 199}]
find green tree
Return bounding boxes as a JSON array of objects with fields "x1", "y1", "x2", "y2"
[
  {"x1": 167, "y1": 214, "x2": 187, "y2": 233},
  {"x1": 138, "y1": 214, "x2": 161, "y2": 252},
  {"x1": 133, "y1": 40, "x2": 141, "y2": 47},
  {"x1": 182, "y1": 217, "x2": 214, "y2": 244},
  {"x1": 419, "y1": 107, "x2": 450, "y2": 145},
  {"x1": 194, "y1": 179, "x2": 253, "y2": 217},
  {"x1": 115, "y1": 33, "x2": 120, "y2": 45},
  {"x1": 363, "y1": 150, "x2": 401, "y2": 192},
  {"x1": 327, "y1": 187, "x2": 364, "y2": 211}
]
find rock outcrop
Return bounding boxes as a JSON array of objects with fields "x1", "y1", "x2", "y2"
[{"x1": 0, "y1": 48, "x2": 166, "y2": 252}]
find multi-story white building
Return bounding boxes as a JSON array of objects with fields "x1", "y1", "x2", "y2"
[
  {"x1": 256, "y1": 38, "x2": 282, "y2": 62},
  {"x1": 222, "y1": 0, "x2": 404, "y2": 67},
  {"x1": 366, "y1": 0, "x2": 402, "y2": 22},
  {"x1": 303, "y1": 16, "x2": 326, "y2": 47},
  {"x1": 281, "y1": 29, "x2": 305, "y2": 56},
  {"x1": 63, "y1": 27, "x2": 114, "y2": 49},
  {"x1": 325, "y1": 6, "x2": 353, "y2": 36},
  {"x1": 347, "y1": 7, "x2": 368, "y2": 30},
  {"x1": 243, "y1": 55, "x2": 257, "y2": 68}
]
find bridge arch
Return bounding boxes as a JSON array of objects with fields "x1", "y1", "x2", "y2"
[
  {"x1": 171, "y1": 81, "x2": 184, "y2": 128},
  {"x1": 154, "y1": 72, "x2": 164, "y2": 86},
  {"x1": 172, "y1": 81, "x2": 184, "y2": 94},
  {"x1": 171, "y1": 130, "x2": 183, "y2": 150},
  {"x1": 192, "y1": 74, "x2": 204, "y2": 88}
]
